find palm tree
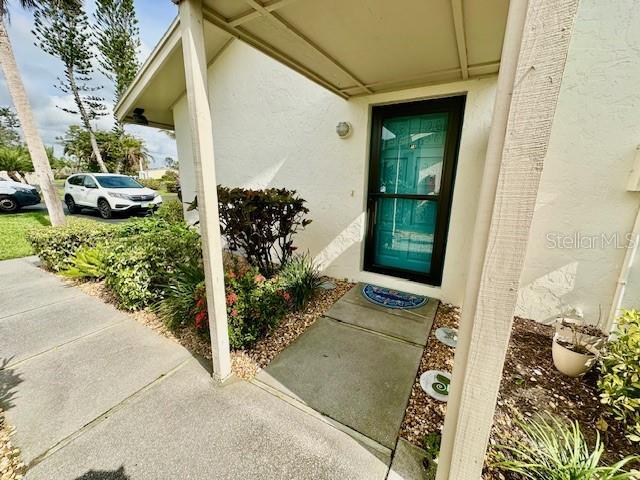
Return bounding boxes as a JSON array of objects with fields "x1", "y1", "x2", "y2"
[{"x1": 0, "y1": 0, "x2": 66, "y2": 225}]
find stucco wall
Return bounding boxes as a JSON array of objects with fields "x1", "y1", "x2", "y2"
[
  {"x1": 515, "y1": 0, "x2": 640, "y2": 324},
  {"x1": 173, "y1": 40, "x2": 496, "y2": 305}
]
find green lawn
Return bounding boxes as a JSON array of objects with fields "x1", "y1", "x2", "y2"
[
  {"x1": 0, "y1": 211, "x2": 51, "y2": 260},
  {"x1": 54, "y1": 179, "x2": 66, "y2": 199}
]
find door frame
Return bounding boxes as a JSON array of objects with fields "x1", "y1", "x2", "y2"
[{"x1": 363, "y1": 95, "x2": 466, "y2": 285}]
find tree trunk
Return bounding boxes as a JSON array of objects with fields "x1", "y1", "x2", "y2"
[
  {"x1": 0, "y1": 21, "x2": 65, "y2": 226},
  {"x1": 87, "y1": 129, "x2": 108, "y2": 173},
  {"x1": 67, "y1": 65, "x2": 109, "y2": 173}
]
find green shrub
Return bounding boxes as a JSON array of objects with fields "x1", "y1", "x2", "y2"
[
  {"x1": 60, "y1": 245, "x2": 107, "y2": 279},
  {"x1": 191, "y1": 266, "x2": 289, "y2": 349},
  {"x1": 27, "y1": 220, "x2": 121, "y2": 271},
  {"x1": 154, "y1": 199, "x2": 184, "y2": 224},
  {"x1": 598, "y1": 309, "x2": 640, "y2": 442},
  {"x1": 217, "y1": 186, "x2": 311, "y2": 277},
  {"x1": 280, "y1": 253, "x2": 323, "y2": 310},
  {"x1": 421, "y1": 433, "x2": 441, "y2": 480},
  {"x1": 164, "y1": 180, "x2": 179, "y2": 193},
  {"x1": 160, "y1": 171, "x2": 179, "y2": 183},
  {"x1": 104, "y1": 223, "x2": 201, "y2": 310},
  {"x1": 154, "y1": 261, "x2": 204, "y2": 330},
  {"x1": 138, "y1": 178, "x2": 163, "y2": 190},
  {"x1": 224, "y1": 268, "x2": 290, "y2": 348},
  {"x1": 494, "y1": 415, "x2": 638, "y2": 479}
]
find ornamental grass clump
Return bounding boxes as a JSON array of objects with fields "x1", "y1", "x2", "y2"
[
  {"x1": 154, "y1": 261, "x2": 205, "y2": 330},
  {"x1": 279, "y1": 253, "x2": 323, "y2": 310},
  {"x1": 494, "y1": 414, "x2": 639, "y2": 480},
  {"x1": 598, "y1": 309, "x2": 640, "y2": 443}
]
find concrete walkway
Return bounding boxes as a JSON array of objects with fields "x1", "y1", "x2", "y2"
[
  {"x1": 0, "y1": 258, "x2": 399, "y2": 479},
  {"x1": 256, "y1": 283, "x2": 437, "y2": 453}
]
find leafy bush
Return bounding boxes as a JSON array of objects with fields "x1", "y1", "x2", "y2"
[
  {"x1": 192, "y1": 266, "x2": 289, "y2": 349},
  {"x1": 27, "y1": 220, "x2": 122, "y2": 271},
  {"x1": 421, "y1": 432, "x2": 441, "y2": 480},
  {"x1": 138, "y1": 178, "x2": 163, "y2": 190},
  {"x1": 104, "y1": 223, "x2": 201, "y2": 310},
  {"x1": 280, "y1": 253, "x2": 323, "y2": 310},
  {"x1": 154, "y1": 261, "x2": 205, "y2": 330},
  {"x1": 164, "y1": 180, "x2": 179, "y2": 193},
  {"x1": 598, "y1": 309, "x2": 640, "y2": 442},
  {"x1": 217, "y1": 186, "x2": 311, "y2": 277},
  {"x1": 160, "y1": 170, "x2": 178, "y2": 183},
  {"x1": 494, "y1": 415, "x2": 639, "y2": 479},
  {"x1": 224, "y1": 268, "x2": 290, "y2": 348},
  {"x1": 60, "y1": 245, "x2": 107, "y2": 279},
  {"x1": 154, "y1": 199, "x2": 184, "y2": 223}
]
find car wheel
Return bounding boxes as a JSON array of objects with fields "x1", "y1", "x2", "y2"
[
  {"x1": 0, "y1": 195, "x2": 19, "y2": 213},
  {"x1": 65, "y1": 195, "x2": 79, "y2": 214},
  {"x1": 97, "y1": 198, "x2": 112, "y2": 219}
]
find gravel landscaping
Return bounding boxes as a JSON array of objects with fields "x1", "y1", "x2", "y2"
[
  {"x1": 399, "y1": 303, "x2": 459, "y2": 446},
  {"x1": 74, "y1": 277, "x2": 353, "y2": 380},
  {"x1": 397, "y1": 304, "x2": 639, "y2": 478}
]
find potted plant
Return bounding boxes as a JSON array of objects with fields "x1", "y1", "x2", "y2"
[{"x1": 552, "y1": 309, "x2": 607, "y2": 377}]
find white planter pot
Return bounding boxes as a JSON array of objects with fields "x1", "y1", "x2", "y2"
[{"x1": 552, "y1": 334, "x2": 597, "y2": 377}]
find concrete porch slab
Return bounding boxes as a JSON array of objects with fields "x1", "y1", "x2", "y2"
[
  {"x1": 340, "y1": 283, "x2": 439, "y2": 321},
  {"x1": 388, "y1": 438, "x2": 430, "y2": 480},
  {"x1": 1, "y1": 320, "x2": 191, "y2": 464},
  {"x1": 0, "y1": 295, "x2": 125, "y2": 366},
  {"x1": 27, "y1": 359, "x2": 390, "y2": 480},
  {"x1": 256, "y1": 317, "x2": 423, "y2": 449},
  {"x1": 325, "y1": 299, "x2": 434, "y2": 346}
]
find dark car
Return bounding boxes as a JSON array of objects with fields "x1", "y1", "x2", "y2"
[{"x1": 0, "y1": 178, "x2": 41, "y2": 213}]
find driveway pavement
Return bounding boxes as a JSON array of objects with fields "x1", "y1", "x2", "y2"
[{"x1": 0, "y1": 257, "x2": 392, "y2": 479}]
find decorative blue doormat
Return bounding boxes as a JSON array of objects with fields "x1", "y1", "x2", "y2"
[{"x1": 361, "y1": 284, "x2": 428, "y2": 309}]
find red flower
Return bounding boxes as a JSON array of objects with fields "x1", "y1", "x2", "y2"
[
  {"x1": 227, "y1": 271, "x2": 236, "y2": 279},
  {"x1": 226, "y1": 291, "x2": 238, "y2": 305},
  {"x1": 195, "y1": 311, "x2": 207, "y2": 329},
  {"x1": 254, "y1": 274, "x2": 266, "y2": 283},
  {"x1": 283, "y1": 291, "x2": 291, "y2": 302},
  {"x1": 230, "y1": 308, "x2": 239, "y2": 318}
]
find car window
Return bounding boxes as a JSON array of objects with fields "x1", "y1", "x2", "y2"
[
  {"x1": 95, "y1": 175, "x2": 143, "y2": 189},
  {"x1": 69, "y1": 175, "x2": 84, "y2": 186},
  {"x1": 83, "y1": 176, "x2": 98, "y2": 188}
]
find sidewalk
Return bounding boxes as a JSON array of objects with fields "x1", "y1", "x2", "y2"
[{"x1": 0, "y1": 257, "x2": 390, "y2": 479}]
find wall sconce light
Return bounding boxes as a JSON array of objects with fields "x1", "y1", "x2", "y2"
[{"x1": 336, "y1": 121, "x2": 353, "y2": 139}]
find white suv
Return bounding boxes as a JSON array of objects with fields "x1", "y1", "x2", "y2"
[{"x1": 64, "y1": 173, "x2": 162, "y2": 219}]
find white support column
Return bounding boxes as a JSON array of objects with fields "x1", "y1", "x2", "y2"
[
  {"x1": 437, "y1": 0, "x2": 580, "y2": 478},
  {"x1": 177, "y1": 0, "x2": 232, "y2": 382}
]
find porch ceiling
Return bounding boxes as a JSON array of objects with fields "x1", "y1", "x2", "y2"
[{"x1": 115, "y1": 0, "x2": 508, "y2": 128}]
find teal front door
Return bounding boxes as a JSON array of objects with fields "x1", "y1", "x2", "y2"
[{"x1": 365, "y1": 97, "x2": 465, "y2": 285}]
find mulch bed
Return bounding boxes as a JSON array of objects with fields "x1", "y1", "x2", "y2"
[
  {"x1": 74, "y1": 278, "x2": 354, "y2": 381},
  {"x1": 398, "y1": 304, "x2": 638, "y2": 478}
]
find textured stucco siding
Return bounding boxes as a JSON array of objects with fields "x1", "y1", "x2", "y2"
[
  {"x1": 516, "y1": 0, "x2": 640, "y2": 323},
  {"x1": 173, "y1": 40, "x2": 496, "y2": 304},
  {"x1": 174, "y1": 0, "x2": 640, "y2": 321}
]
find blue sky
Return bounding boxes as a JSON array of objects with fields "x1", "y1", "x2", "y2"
[{"x1": 0, "y1": 0, "x2": 178, "y2": 168}]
